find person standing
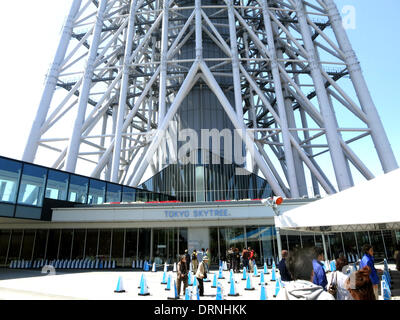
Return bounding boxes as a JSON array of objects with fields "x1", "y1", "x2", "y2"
[
  {"x1": 206, "y1": 248, "x2": 211, "y2": 269},
  {"x1": 233, "y1": 248, "x2": 240, "y2": 273},
  {"x1": 227, "y1": 247, "x2": 234, "y2": 270},
  {"x1": 242, "y1": 247, "x2": 249, "y2": 271},
  {"x1": 394, "y1": 244, "x2": 400, "y2": 271},
  {"x1": 327, "y1": 256, "x2": 353, "y2": 300},
  {"x1": 278, "y1": 250, "x2": 293, "y2": 283},
  {"x1": 177, "y1": 255, "x2": 188, "y2": 297},
  {"x1": 248, "y1": 247, "x2": 254, "y2": 272},
  {"x1": 312, "y1": 247, "x2": 328, "y2": 291},
  {"x1": 195, "y1": 256, "x2": 208, "y2": 296},
  {"x1": 191, "y1": 249, "x2": 198, "y2": 273},
  {"x1": 184, "y1": 249, "x2": 191, "y2": 271},
  {"x1": 359, "y1": 244, "x2": 382, "y2": 300}
]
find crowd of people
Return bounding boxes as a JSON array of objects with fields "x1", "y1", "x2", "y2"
[
  {"x1": 175, "y1": 243, "x2": 387, "y2": 300},
  {"x1": 276, "y1": 244, "x2": 384, "y2": 300}
]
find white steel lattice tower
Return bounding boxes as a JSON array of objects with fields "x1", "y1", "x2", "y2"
[{"x1": 23, "y1": 0, "x2": 398, "y2": 198}]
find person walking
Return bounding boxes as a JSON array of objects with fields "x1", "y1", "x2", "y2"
[
  {"x1": 345, "y1": 266, "x2": 376, "y2": 300},
  {"x1": 176, "y1": 255, "x2": 188, "y2": 297},
  {"x1": 327, "y1": 255, "x2": 353, "y2": 300},
  {"x1": 276, "y1": 248, "x2": 334, "y2": 300},
  {"x1": 184, "y1": 249, "x2": 191, "y2": 271},
  {"x1": 278, "y1": 250, "x2": 293, "y2": 283},
  {"x1": 312, "y1": 247, "x2": 328, "y2": 291},
  {"x1": 191, "y1": 249, "x2": 198, "y2": 274},
  {"x1": 195, "y1": 256, "x2": 208, "y2": 296},
  {"x1": 359, "y1": 244, "x2": 382, "y2": 300},
  {"x1": 233, "y1": 248, "x2": 240, "y2": 273}
]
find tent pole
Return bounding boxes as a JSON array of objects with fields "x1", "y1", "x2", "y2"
[
  {"x1": 276, "y1": 227, "x2": 283, "y2": 261},
  {"x1": 321, "y1": 233, "x2": 328, "y2": 262}
]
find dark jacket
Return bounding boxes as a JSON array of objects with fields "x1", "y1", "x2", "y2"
[
  {"x1": 177, "y1": 261, "x2": 188, "y2": 280},
  {"x1": 312, "y1": 259, "x2": 328, "y2": 290},
  {"x1": 278, "y1": 258, "x2": 293, "y2": 282}
]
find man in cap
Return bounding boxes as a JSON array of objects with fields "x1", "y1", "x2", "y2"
[{"x1": 195, "y1": 255, "x2": 208, "y2": 296}]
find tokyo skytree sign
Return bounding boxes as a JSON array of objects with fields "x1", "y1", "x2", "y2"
[{"x1": 23, "y1": 0, "x2": 398, "y2": 198}]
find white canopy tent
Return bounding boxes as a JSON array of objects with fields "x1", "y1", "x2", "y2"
[{"x1": 274, "y1": 168, "x2": 400, "y2": 233}]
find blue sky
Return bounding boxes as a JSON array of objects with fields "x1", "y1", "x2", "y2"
[{"x1": 0, "y1": 0, "x2": 398, "y2": 190}]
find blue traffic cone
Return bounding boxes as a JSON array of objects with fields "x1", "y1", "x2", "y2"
[
  {"x1": 211, "y1": 273, "x2": 217, "y2": 288},
  {"x1": 242, "y1": 267, "x2": 247, "y2": 280},
  {"x1": 384, "y1": 270, "x2": 392, "y2": 287},
  {"x1": 218, "y1": 266, "x2": 225, "y2": 279},
  {"x1": 260, "y1": 283, "x2": 267, "y2": 300},
  {"x1": 138, "y1": 274, "x2": 150, "y2": 296},
  {"x1": 161, "y1": 271, "x2": 167, "y2": 284},
  {"x1": 152, "y1": 262, "x2": 156, "y2": 272},
  {"x1": 192, "y1": 276, "x2": 198, "y2": 287},
  {"x1": 273, "y1": 277, "x2": 282, "y2": 297},
  {"x1": 271, "y1": 266, "x2": 276, "y2": 281},
  {"x1": 192, "y1": 285, "x2": 200, "y2": 300},
  {"x1": 188, "y1": 272, "x2": 193, "y2": 286},
  {"x1": 138, "y1": 273, "x2": 144, "y2": 288},
  {"x1": 228, "y1": 278, "x2": 239, "y2": 296},
  {"x1": 167, "y1": 280, "x2": 180, "y2": 300},
  {"x1": 114, "y1": 276, "x2": 126, "y2": 293},
  {"x1": 264, "y1": 263, "x2": 269, "y2": 274},
  {"x1": 259, "y1": 271, "x2": 265, "y2": 285},
  {"x1": 143, "y1": 260, "x2": 147, "y2": 270},
  {"x1": 245, "y1": 274, "x2": 255, "y2": 290},
  {"x1": 253, "y1": 264, "x2": 259, "y2": 277},
  {"x1": 228, "y1": 269, "x2": 234, "y2": 283},
  {"x1": 216, "y1": 282, "x2": 223, "y2": 300},
  {"x1": 185, "y1": 287, "x2": 192, "y2": 300},
  {"x1": 382, "y1": 280, "x2": 391, "y2": 300},
  {"x1": 165, "y1": 274, "x2": 172, "y2": 290},
  {"x1": 272, "y1": 261, "x2": 276, "y2": 269}
]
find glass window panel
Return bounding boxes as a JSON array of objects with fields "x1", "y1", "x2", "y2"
[
  {"x1": 0, "y1": 230, "x2": 10, "y2": 265},
  {"x1": 85, "y1": 229, "x2": 98, "y2": 259},
  {"x1": 98, "y1": 229, "x2": 111, "y2": 258},
  {"x1": 138, "y1": 228, "x2": 151, "y2": 260},
  {"x1": 58, "y1": 229, "x2": 73, "y2": 260},
  {"x1": 15, "y1": 205, "x2": 42, "y2": 219},
  {"x1": 71, "y1": 229, "x2": 85, "y2": 259},
  {"x1": 122, "y1": 186, "x2": 136, "y2": 202},
  {"x1": 111, "y1": 229, "x2": 124, "y2": 267},
  {"x1": 20, "y1": 230, "x2": 35, "y2": 260},
  {"x1": 106, "y1": 183, "x2": 122, "y2": 203},
  {"x1": 45, "y1": 170, "x2": 69, "y2": 201},
  {"x1": 209, "y1": 227, "x2": 219, "y2": 264},
  {"x1": 368, "y1": 231, "x2": 386, "y2": 260},
  {"x1": 341, "y1": 232, "x2": 358, "y2": 257},
  {"x1": 88, "y1": 179, "x2": 106, "y2": 205},
  {"x1": 153, "y1": 228, "x2": 169, "y2": 265},
  {"x1": 17, "y1": 164, "x2": 47, "y2": 207},
  {"x1": 257, "y1": 226, "x2": 276, "y2": 265},
  {"x1": 33, "y1": 229, "x2": 47, "y2": 260},
  {"x1": 0, "y1": 203, "x2": 15, "y2": 217},
  {"x1": 178, "y1": 228, "x2": 188, "y2": 258},
  {"x1": 46, "y1": 229, "x2": 60, "y2": 260},
  {"x1": 0, "y1": 158, "x2": 22, "y2": 203},
  {"x1": 125, "y1": 229, "x2": 137, "y2": 267},
  {"x1": 7, "y1": 230, "x2": 22, "y2": 262},
  {"x1": 68, "y1": 175, "x2": 88, "y2": 203}
]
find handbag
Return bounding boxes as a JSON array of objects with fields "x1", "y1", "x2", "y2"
[{"x1": 328, "y1": 271, "x2": 338, "y2": 298}]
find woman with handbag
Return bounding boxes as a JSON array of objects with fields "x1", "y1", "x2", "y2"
[
  {"x1": 177, "y1": 255, "x2": 188, "y2": 297},
  {"x1": 327, "y1": 255, "x2": 353, "y2": 300}
]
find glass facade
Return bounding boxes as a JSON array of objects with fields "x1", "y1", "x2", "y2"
[
  {"x1": 1, "y1": 226, "x2": 400, "y2": 267},
  {"x1": 0, "y1": 155, "x2": 175, "y2": 221}
]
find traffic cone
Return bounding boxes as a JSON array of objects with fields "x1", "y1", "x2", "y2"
[
  {"x1": 144, "y1": 261, "x2": 150, "y2": 272},
  {"x1": 242, "y1": 267, "x2": 247, "y2": 280},
  {"x1": 165, "y1": 273, "x2": 172, "y2": 290},
  {"x1": 218, "y1": 266, "x2": 225, "y2": 279},
  {"x1": 114, "y1": 276, "x2": 126, "y2": 293},
  {"x1": 215, "y1": 282, "x2": 224, "y2": 300},
  {"x1": 259, "y1": 271, "x2": 265, "y2": 285},
  {"x1": 161, "y1": 271, "x2": 167, "y2": 284},
  {"x1": 273, "y1": 277, "x2": 282, "y2": 297},
  {"x1": 223, "y1": 261, "x2": 228, "y2": 271},
  {"x1": 173, "y1": 262, "x2": 177, "y2": 272},
  {"x1": 192, "y1": 285, "x2": 200, "y2": 300},
  {"x1": 138, "y1": 273, "x2": 144, "y2": 288},
  {"x1": 260, "y1": 283, "x2": 267, "y2": 300},
  {"x1": 167, "y1": 280, "x2": 180, "y2": 300},
  {"x1": 381, "y1": 280, "x2": 392, "y2": 300},
  {"x1": 272, "y1": 260, "x2": 276, "y2": 270},
  {"x1": 164, "y1": 262, "x2": 168, "y2": 273},
  {"x1": 228, "y1": 269, "x2": 235, "y2": 283},
  {"x1": 253, "y1": 264, "x2": 259, "y2": 277},
  {"x1": 189, "y1": 262, "x2": 193, "y2": 273},
  {"x1": 138, "y1": 274, "x2": 150, "y2": 296},
  {"x1": 188, "y1": 272, "x2": 193, "y2": 286},
  {"x1": 152, "y1": 262, "x2": 156, "y2": 272},
  {"x1": 185, "y1": 287, "x2": 192, "y2": 300},
  {"x1": 228, "y1": 278, "x2": 239, "y2": 296},
  {"x1": 264, "y1": 262, "x2": 269, "y2": 274},
  {"x1": 271, "y1": 266, "x2": 276, "y2": 281},
  {"x1": 245, "y1": 274, "x2": 255, "y2": 290},
  {"x1": 211, "y1": 273, "x2": 217, "y2": 288},
  {"x1": 99, "y1": 260, "x2": 103, "y2": 269},
  {"x1": 112, "y1": 260, "x2": 116, "y2": 269},
  {"x1": 192, "y1": 276, "x2": 198, "y2": 287}
]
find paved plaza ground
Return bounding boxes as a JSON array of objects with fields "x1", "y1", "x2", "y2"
[{"x1": 0, "y1": 264, "x2": 398, "y2": 300}]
